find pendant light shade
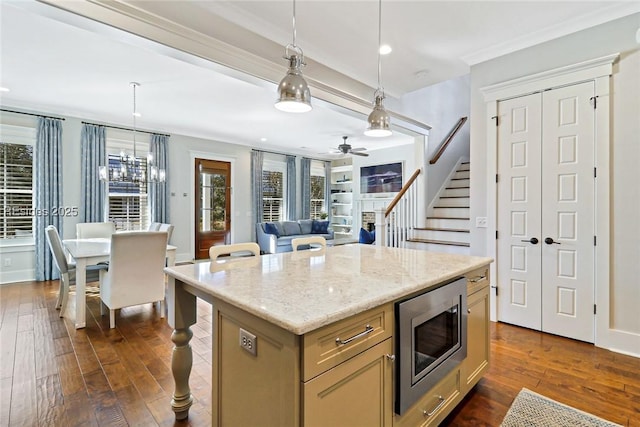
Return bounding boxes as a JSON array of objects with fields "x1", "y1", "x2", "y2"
[
  {"x1": 365, "y1": 92, "x2": 392, "y2": 137},
  {"x1": 275, "y1": 51, "x2": 312, "y2": 113},
  {"x1": 275, "y1": 0, "x2": 312, "y2": 113},
  {"x1": 365, "y1": 0, "x2": 392, "y2": 137}
]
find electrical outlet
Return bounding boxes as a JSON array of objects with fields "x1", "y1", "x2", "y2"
[
  {"x1": 476, "y1": 217, "x2": 488, "y2": 228},
  {"x1": 239, "y1": 328, "x2": 257, "y2": 356},
  {"x1": 3, "y1": 257, "x2": 11, "y2": 267}
]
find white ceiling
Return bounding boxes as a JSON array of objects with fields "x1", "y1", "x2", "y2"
[{"x1": 1, "y1": 1, "x2": 638, "y2": 158}]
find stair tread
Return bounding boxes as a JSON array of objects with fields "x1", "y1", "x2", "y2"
[
  {"x1": 427, "y1": 216, "x2": 470, "y2": 220},
  {"x1": 440, "y1": 196, "x2": 469, "y2": 199},
  {"x1": 408, "y1": 238, "x2": 470, "y2": 247},
  {"x1": 415, "y1": 227, "x2": 470, "y2": 233},
  {"x1": 434, "y1": 206, "x2": 470, "y2": 209},
  {"x1": 445, "y1": 187, "x2": 470, "y2": 189},
  {"x1": 451, "y1": 178, "x2": 470, "y2": 181}
]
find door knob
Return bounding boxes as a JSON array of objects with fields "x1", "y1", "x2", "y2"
[
  {"x1": 544, "y1": 237, "x2": 561, "y2": 245},
  {"x1": 520, "y1": 237, "x2": 539, "y2": 244}
]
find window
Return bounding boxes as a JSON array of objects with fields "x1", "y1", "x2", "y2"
[
  {"x1": 0, "y1": 124, "x2": 35, "y2": 239},
  {"x1": 106, "y1": 131, "x2": 149, "y2": 231},
  {"x1": 310, "y1": 161, "x2": 326, "y2": 220},
  {"x1": 262, "y1": 159, "x2": 287, "y2": 222}
]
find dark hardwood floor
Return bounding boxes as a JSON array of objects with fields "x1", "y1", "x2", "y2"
[{"x1": 1, "y1": 280, "x2": 639, "y2": 426}]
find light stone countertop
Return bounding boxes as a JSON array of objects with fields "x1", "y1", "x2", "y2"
[{"x1": 165, "y1": 244, "x2": 493, "y2": 335}]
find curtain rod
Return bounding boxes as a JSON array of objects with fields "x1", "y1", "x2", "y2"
[
  {"x1": 253, "y1": 149, "x2": 329, "y2": 162},
  {"x1": 82, "y1": 121, "x2": 170, "y2": 137},
  {"x1": 253, "y1": 148, "x2": 295, "y2": 157},
  {"x1": 0, "y1": 108, "x2": 66, "y2": 121}
]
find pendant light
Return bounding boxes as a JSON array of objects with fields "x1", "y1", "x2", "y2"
[
  {"x1": 99, "y1": 82, "x2": 165, "y2": 183},
  {"x1": 275, "y1": 0, "x2": 312, "y2": 113},
  {"x1": 364, "y1": 0, "x2": 392, "y2": 137}
]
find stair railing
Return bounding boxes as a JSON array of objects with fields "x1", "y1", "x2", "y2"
[
  {"x1": 375, "y1": 168, "x2": 421, "y2": 248},
  {"x1": 429, "y1": 116, "x2": 467, "y2": 165}
]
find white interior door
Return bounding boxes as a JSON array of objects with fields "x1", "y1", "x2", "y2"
[
  {"x1": 540, "y1": 82, "x2": 595, "y2": 342},
  {"x1": 497, "y1": 82, "x2": 595, "y2": 343},
  {"x1": 497, "y1": 93, "x2": 543, "y2": 330}
]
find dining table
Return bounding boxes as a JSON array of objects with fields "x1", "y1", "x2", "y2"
[{"x1": 62, "y1": 237, "x2": 177, "y2": 329}]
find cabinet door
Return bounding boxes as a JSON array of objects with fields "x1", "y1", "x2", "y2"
[
  {"x1": 303, "y1": 339, "x2": 393, "y2": 427},
  {"x1": 464, "y1": 286, "x2": 490, "y2": 391}
]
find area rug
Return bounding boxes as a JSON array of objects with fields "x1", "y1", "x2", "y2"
[{"x1": 500, "y1": 388, "x2": 622, "y2": 427}]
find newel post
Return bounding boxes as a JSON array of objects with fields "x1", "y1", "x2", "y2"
[{"x1": 375, "y1": 207, "x2": 386, "y2": 247}]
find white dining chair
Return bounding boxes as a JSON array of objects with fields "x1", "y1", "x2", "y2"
[
  {"x1": 148, "y1": 222, "x2": 161, "y2": 231},
  {"x1": 209, "y1": 242, "x2": 260, "y2": 260},
  {"x1": 76, "y1": 222, "x2": 116, "y2": 239},
  {"x1": 99, "y1": 231, "x2": 168, "y2": 328},
  {"x1": 45, "y1": 225, "x2": 103, "y2": 317},
  {"x1": 291, "y1": 236, "x2": 327, "y2": 251},
  {"x1": 158, "y1": 223, "x2": 174, "y2": 243}
]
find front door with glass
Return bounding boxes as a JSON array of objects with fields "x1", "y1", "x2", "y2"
[{"x1": 195, "y1": 159, "x2": 231, "y2": 260}]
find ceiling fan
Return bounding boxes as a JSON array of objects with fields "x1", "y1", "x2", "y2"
[{"x1": 332, "y1": 136, "x2": 369, "y2": 157}]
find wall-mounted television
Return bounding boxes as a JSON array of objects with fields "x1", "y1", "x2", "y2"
[{"x1": 360, "y1": 162, "x2": 403, "y2": 195}]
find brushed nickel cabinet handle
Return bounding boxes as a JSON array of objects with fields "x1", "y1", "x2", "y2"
[
  {"x1": 423, "y1": 395, "x2": 446, "y2": 417},
  {"x1": 335, "y1": 324, "x2": 374, "y2": 346},
  {"x1": 385, "y1": 354, "x2": 395, "y2": 362},
  {"x1": 468, "y1": 275, "x2": 486, "y2": 283}
]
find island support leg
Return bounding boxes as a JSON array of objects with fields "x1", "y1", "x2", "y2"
[
  {"x1": 171, "y1": 327, "x2": 193, "y2": 420},
  {"x1": 167, "y1": 278, "x2": 197, "y2": 420}
]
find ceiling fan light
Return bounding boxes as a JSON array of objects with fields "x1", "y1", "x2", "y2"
[
  {"x1": 275, "y1": 54, "x2": 312, "y2": 113},
  {"x1": 365, "y1": 95, "x2": 392, "y2": 137}
]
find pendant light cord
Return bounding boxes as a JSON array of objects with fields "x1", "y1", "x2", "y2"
[
  {"x1": 132, "y1": 82, "x2": 137, "y2": 158},
  {"x1": 377, "y1": 0, "x2": 383, "y2": 95},
  {"x1": 292, "y1": 0, "x2": 297, "y2": 48}
]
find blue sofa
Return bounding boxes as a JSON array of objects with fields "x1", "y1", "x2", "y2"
[{"x1": 256, "y1": 219, "x2": 334, "y2": 254}]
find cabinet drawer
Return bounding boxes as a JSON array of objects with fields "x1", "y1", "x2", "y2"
[
  {"x1": 302, "y1": 303, "x2": 393, "y2": 381},
  {"x1": 393, "y1": 367, "x2": 461, "y2": 427},
  {"x1": 465, "y1": 265, "x2": 489, "y2": 296}
]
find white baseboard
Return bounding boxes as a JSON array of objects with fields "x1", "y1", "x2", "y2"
[
  {"x1": 176, "y1": 252, "x2": 193, "y2": 264},
  {"x1": 598, "y1": 328, "x2": 640, "y2": 359},
  {"x1": 0, "y1": 269, "x2": 35, "y2": 285}
]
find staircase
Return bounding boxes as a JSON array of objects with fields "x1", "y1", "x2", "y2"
[{"x1": 406, "y1": 162, "x2": 470, "y2": 254}]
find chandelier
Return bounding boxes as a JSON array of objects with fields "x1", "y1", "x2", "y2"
[{"x1": 99, "y1": 82, "x2": 165, "y2": 183}]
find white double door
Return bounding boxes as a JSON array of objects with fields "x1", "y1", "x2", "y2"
[{"x1": 497, "y1": 81, "x2": 595, "y2": 343}]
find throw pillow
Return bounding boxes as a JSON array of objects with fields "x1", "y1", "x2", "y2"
[
  {"x1": 282, "y1": 221, "x2": 302, "y2": 236},
  {"x1": 299, "y1": 219, "x2": 313, "y2": 234},
  {"x1": 359, "y1": 227, "x2": 375, "y2": 244},
  {"x1": 311, "y1": 220, "x2": 329, "y2": 234},
  {"x1": 264, "y1": 222, "x2": 280, "y2": 237}
]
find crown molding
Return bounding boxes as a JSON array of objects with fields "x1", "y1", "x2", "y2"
[{"x1": 463, "y1": 4, "x2": 639, "y2": 66}]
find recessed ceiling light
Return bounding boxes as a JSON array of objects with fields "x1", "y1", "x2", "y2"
[
  {"x1": 0, "y1": 87, "x2": 10, "y2": 92},
  {"x1": 260, "y1": 137, "x2": 268, "y2": 142},
  {"x1": 379, "y1": 44, "x2": 392, "y2": 55}
]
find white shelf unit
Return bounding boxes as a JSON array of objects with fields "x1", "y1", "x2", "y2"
[{"x1": 330, "y1": 162, "x2": 354, "y2": 241}]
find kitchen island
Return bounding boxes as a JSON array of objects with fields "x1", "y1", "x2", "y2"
[{"x1": 165, "y1": 244, "x2": 492, "y2": 426}]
